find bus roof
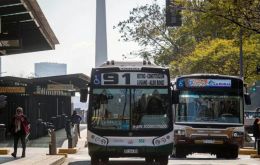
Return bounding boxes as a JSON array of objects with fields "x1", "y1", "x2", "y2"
[
  {"x1": 97, "y1": 60, "x2": 167, "y2": 69},
  {"x1": 174, "y1": 73, "x2": 242, "y2": 80}
]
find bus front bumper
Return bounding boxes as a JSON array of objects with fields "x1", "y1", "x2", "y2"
[{"x1": 88, "y1": 142, "x2": 173, "y2": 158}]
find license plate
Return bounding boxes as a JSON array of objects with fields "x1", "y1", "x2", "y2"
[
  {"x1": 203, "y1": 140, "x2": 215, "y2": 144},
  {"x1": 124, "y1": 149, "x2": 138, "y2": 154}
]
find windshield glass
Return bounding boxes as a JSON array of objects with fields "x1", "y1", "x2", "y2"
[
  {"x1": 175, "y1": 91, "x2": 243, "y2": 124},
  {"x1": 131, "y1": 88, "x2": 170, "y2": 130},
  {"x1": 90, "y1": 88, "x2": 170, "y2": 130}
]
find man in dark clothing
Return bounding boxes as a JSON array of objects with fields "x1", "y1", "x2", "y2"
[
  {"x1": 71, "y1": 110, "x2": 82, "y2": 138},
  {"x1": 10, "y1": 107, "x2": 30, "y2": 158},
  {"x1": 253, "y1": 118, "x2": 260, "y2": 149}
]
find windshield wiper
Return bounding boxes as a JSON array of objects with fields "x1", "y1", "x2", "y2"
[{"x1": 122, "y1": 89, "x2": 127, "y2": 120}]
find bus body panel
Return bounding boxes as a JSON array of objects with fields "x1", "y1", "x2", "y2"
[
  {"x1": 88, "y1": 142, "x2": 173, "y2": 158},
  {"x1": 172, "y1": 74, "x2": 246, "y2": 158},
  {"x1": 87, "y1": 61, "x2": 173, "y2": 162},
  {"x1": 87, "y1": 130, "x2": 173, "y2": 157}
]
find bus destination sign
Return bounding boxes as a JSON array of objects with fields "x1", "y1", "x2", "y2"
[
  {"x1": 178, "y1": 79, "x2": 231, "y2": 88},
  {"x1": 93, "y1": 72, "x2": 168, "y2": 86}
]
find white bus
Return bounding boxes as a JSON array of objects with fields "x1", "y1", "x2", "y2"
[
  {"x1": 172, "y1": 74, "x2": 251, "y2": 159},
  {"x1": 86, "y1": 61, "x2": 173, "y2": 165}
]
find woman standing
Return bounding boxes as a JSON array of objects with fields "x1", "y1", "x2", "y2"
[{"x1": 10, "y1": 107, "x2": 30, "y2": 158}]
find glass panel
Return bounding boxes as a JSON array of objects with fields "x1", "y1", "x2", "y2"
[
  {"x1": 131, "y1": 89, "x2": 170, "y2": 130},
  {"x1": 176, "y1": 91, "x2": 242, "y2": 124},
  {"x1": 90, "y1": 88, "x2": 170, "y2": 130},
  {"x1": 90, "y1": 88, "x2": 130, "y2": 130}
]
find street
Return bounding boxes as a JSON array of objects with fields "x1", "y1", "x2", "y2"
[{"x1": 63, "y1": 147, "x2": 260, "y2": 165}]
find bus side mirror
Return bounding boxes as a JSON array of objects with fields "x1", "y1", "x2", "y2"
[
  {"x1": 244, "y1": 93, "x2": 251, "y2": 105},
  {"x1": 172, "y1": 90, "x2": 179, "y2": 104},
  {"x1": 80, "y1": 88, "x2": 88, "y2": 103}
]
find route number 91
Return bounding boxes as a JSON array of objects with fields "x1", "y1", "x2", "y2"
[{"x1": 103, "y1": 73, "x2": 130, "y2": 85}]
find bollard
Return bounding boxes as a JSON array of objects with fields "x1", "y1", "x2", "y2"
[
  {"x1": 257, "y1": 139, "x2": 260, "y2": 155},
  {"x1": 73, "y1": 124, "x2": 78, "y2": 147},
  {"x1": 48, "y1": 128, "x2": 57, "y2": 155}
]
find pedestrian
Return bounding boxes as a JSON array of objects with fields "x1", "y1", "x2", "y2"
[
  {"x1": 252, "y1": 118, "x2": 260, "y2": 149},
  {"x1": 10, "y1": 107, "x2": 30, "y2": 158},
  {"x1": 71, "y1": 110, "x2": 82, "y2": 138}
]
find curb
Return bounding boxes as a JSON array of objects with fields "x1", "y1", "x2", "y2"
[
  {"x1": 0, "y1": 148, "x2": 10, "y2": 155},
  {"x1": 49, "y1": 156, "x2": 66, "y2": 165},
  {"x1": 1, "y1": 155, "x2": 66, "y2": 165},
  {"x1": 250, "y1": 154, "x2": 260, "y2": 158},
  {"x1": 239, "y1": 148, "x2": 257, "y2": 155},
  {"x1": 58, "y1": 148, "x2": 78, "y2": 154},
  {"x1": 47, "y1": 153, "x2": 68, "y2": 158}
]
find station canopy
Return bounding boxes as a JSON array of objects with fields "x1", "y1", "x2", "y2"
[
  {"x1": 0, "y1": 0, "x2": 59, "y2": 55},
  {"x1": 31, "y1": 74, "x2": 90, "y2": 92},
  {"x1": 0, "y1": 74, "x2": 90, "y2": 95}
]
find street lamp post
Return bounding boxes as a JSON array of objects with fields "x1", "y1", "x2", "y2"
[{"x1": 239, "y1": 28, "x2": 244, "y2": 80}]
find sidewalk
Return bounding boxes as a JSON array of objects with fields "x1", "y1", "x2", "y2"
[
  {"x1": 0, "y1": 124, "x2": 87, "y2": 165},
  {"x1": 0, "y1": 148, "x2": 65, "y2": 165}
]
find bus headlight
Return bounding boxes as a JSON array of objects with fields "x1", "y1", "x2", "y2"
[
  {"x1": 91, "y1": 134, "x2": 108, "y2": 145},
  {"x1": 153, "y1": 134, "x2": 172, "y2": 146},
  {"x1": 233, "y1": 132, "x2": 244, "y2": 137},
  {"x1": 175, "y1": 129, "x2": 186, "y2": 136}
]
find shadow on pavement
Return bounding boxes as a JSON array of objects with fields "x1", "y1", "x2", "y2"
[
  {"x1": 169, "y1": 157, "x2": 239, "y2": 161},
  {"x1": 68, "y1": 160, "x2": 146, "y2": 165},
  {"x1": 0, "y1": 156, "x2": 18, "y2": 164}
]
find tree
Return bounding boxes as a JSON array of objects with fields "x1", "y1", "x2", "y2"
[
  {"x1": 115, "y1": 1, "x2": 197, "y2": 65},
  {"x1": 115, "y1": 0, "x2": 246, "y2": 64},
  {"x1": 175, "y1": 0, "x2": 260, "y2": 34},
  {"x1": 116, "y1": 0, "x2": 260, "y2": 84},
  {"x1": 170, "y1": 37, "x2": 260, "y2": 84}
]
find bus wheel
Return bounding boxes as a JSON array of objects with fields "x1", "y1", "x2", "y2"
[
  {"x1": 91, "y1": 156, "x2": 99, "y2": 165},
  {"x1": 101, "y1": 157, "x2": 109, "y2": 164},
  {"x1": 175, "y1": 147, "x2": 186, "y2": 158},
  {"x1": 145, "y1": 157, "x2": 154, "y2": 164},
  {"x1": 155, "y1": 156, "x2": 168, "y2": 165},
  {"x1": 228, "y1": 146, "x2": 239, "y2": 159},
  {"x1": 216, "y1": 153, "x2": 224, "y2": 159}
]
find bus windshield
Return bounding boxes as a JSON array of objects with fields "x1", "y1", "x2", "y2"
[
  {"x1": 90, "y1": 88, "x2": 170, "y2": 130},
  {"x1": 175, "y1": 90, "x2": 243, "y2": 124}
]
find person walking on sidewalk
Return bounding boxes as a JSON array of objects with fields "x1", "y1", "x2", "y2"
[
  {"x1": 10, "y1": 107, "x2": 30, "y2": 158},
  {"x1": 71, "y1": 110, "x2": 82, "y2": 138},
  {"x1": 253, "y1": 118, "x2": 260, "y2": 149}
]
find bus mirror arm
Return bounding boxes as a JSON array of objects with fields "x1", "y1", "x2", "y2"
[
  {"x1": 244, "y1": 93, "x2": 251, "y2": 105},
  {"x1": 172, "y1": 90, "x2": 179, "y2": 104}
]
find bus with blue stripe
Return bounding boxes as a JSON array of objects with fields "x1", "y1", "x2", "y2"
[{"x1": 171, "y1": 74, "x2": 251, "y2": 159}]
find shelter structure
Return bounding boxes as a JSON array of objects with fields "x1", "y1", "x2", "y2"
[
  {"x1": 0, "y1": 0, "x2": 59, "y2": 55},
  {"x1": 0, "y1": 74, "x2": 89, "y2": 139}
]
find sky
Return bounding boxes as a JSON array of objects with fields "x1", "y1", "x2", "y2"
[{"x1": 2, "y1": 0, "x2": 165, "y2": 77}]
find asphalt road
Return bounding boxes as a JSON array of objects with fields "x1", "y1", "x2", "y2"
[{"x1": 63, "y1": 147, "x2": 260, "y2": 165}]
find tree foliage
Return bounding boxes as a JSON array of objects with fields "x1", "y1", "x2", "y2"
[
  {"x1": 169, "y1": 37, "x2": 260, "y2": 84},
  {"x1": 116, "y1": 0, "x2": 260, "y2": 83},
  {"x1": 115, "y1": 1, "x2": 198, "y2": 65},
  {"x1": 175, "y1": 0, "x2": 260, "y2": 34}
]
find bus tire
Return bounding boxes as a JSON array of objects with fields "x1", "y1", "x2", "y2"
[
  {"x1": 155, "y1": 156, "x2": 168, "y2": 165},
  {"x1": 175, "y1": 147, "x2": 186, "y2": 158},
  {"x1": 91, "y1": 156, "x2": 99, "y2": 165},
  {"x1": 145, "y1": 157, "x2": 154, "y2": 164},
  {"x1": 216, "y1": 153, "x2": 224, "y2": 159},
  {"x1": 228, "y1": 146, "x2": 239, "y2": 159},
  {"x1": 101, "y1": 157, "x2": 109, "y2": 164}
]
